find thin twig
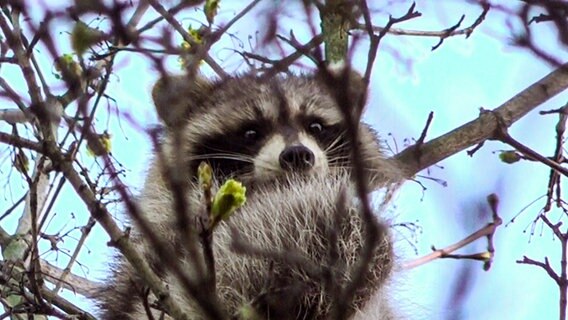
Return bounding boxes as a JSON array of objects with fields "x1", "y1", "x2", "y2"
[
  {"x1": 404, "y1": 194, "x2": 502, "y2": 269},
  {"x1": 491, "y1": 112, "x2": 568, "y2": 178},
  {"x1": 353, "y1": 2, "x2": 489, "y2": 50},
  {"x1": 517, "y1": 214, "x2": 568, "y2": 320}
]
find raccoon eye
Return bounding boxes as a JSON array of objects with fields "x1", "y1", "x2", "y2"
[
  {"x1": 308, "y1": 121, "x2": 324, "y2": 134},
  {"x1": 244, "y1": 129, "x2": 259, "y2": 140}
]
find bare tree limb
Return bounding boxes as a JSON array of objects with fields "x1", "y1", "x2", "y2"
[
  {"x1": 353, "y1": 2, "x2": 489, "y2": 42},
  {"x1": 40, "y1": 260, "x2": 101, "y2": 298},
  {"x1": 0, "y1": 261, "x2": 96, "y2": 319},
  {"x1": 404, "y1": 194, "x2": 502, "y2": 270},
  {"x1": 517, "y1": 213, "x2": 568, "y2": 320},
  {"x1": 391, "y1": 62, "x2": 568, "y2": 181}
]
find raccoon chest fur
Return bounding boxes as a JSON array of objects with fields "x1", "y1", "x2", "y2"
[{"x1": 96, "y1": 69, "x2": 400, "y2": 320}]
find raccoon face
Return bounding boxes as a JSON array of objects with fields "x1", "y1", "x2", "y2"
[
  {"x1": 152, "y1": 72, "x2": 375, "y2": 186},
  {"x1": 191, "y1": 106, "x2": 347, "y2": 184}
]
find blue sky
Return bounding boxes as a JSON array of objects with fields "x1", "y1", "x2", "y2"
[
  {"x1": 1, "y1": 1, "x2": 568, "y2": 319},
  {"x1": 370, "y1": 2, "x2": 568, "y2": 319}
]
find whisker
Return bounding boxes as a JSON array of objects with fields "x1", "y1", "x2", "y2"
[
  {"x1": 188, "y1": 151, "x2": 282, "y2": 175},
  {"x1": 324, "y1": 132, "x2": 348, "y2": 154},
  {"x1": 187, "y1": 153, "x2": 255, "y2": 163}
]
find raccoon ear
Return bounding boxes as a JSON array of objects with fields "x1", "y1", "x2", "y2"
[
  {"x1": 151, "y1": 74, "x2": 214, "y2": 127},
  {"x1": 316, "y1": 63, "x2": 368, "y2": 119}
]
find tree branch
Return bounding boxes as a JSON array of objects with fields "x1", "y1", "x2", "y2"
[
  {"x1": 404, "y1": 194, "x2": 502, "y2": 270},
  {"x1": 391, "y1": 62, "x2": 568, "y2": 181}
]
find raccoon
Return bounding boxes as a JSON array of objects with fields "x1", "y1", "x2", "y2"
[{"x1": 97, "y1": 67, "x2": 401, "y2": 319}]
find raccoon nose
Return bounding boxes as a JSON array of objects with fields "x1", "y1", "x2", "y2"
[{"x1": 279, "y1": 145, "x2": 315, "y2": 171}]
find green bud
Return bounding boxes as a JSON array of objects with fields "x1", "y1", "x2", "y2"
[
  {"x1": 499, "y1": 150, "x2": 521, "y2": 164},
  {"x1": 204, "y1": 0, "x2": 220, "y2": 24},
  {"x1": 54, "y1": 53, "x2": 82, "y2": 80},
  {"x1": 14, "y1": 149, "x2": 29, "y2": 174},
  {"x1": 198, "y1": 161, "x2": 213, "y2": 190},
  {"x1": 179, "y1": 25, "x2": 205, "y2": 68},
  {"x1": 86, "y1": 132, "x2": 112, "y2": 157},
  {"x1": 211, "y1": 179, "x2": 246, "y2": 228},
  {"x1": 478, "y1": 251, "x2": 492, "y2": 261},
  {"x1": 237, "y1": 304, "x2": 261, "y2": 320},
  {"x1": 71, "y1": 21, "x2": 104, "y2": 54}
]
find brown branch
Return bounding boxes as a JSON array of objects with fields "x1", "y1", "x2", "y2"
[
  {"x1": 0, "y1": 8, "x2": 43, "y2": 106},
  {"x1": 360, "y1": 2, "x2": 421, "y2": 85},
  {"x1": 210, "y1": 0, "x2": 261, "y2": 39},
  {"x1": 517, "y1": 256, "x2": 560, "y2": 283},
  {"x1": 353, "y1": 2, "x2": 489, "y2": 49},
  {"x1": 39, "y1": 141, "x2": 191, "y2": 320},
  {"x1": 491, "y1": 115, "x2": 568, "y2": 177},
  {"x1": 255, "y1": 34, "x2": 324, "y2": 77},
  {"x1": 0, "y1": 76, "x2": 30, "y2": 115},
  {"x1": 0, "y1": 261, "x2": 96, "y2": 319},
  {"x1": 0, "y1": 132, "x2": 44, "y2": 153},
  {"x1": 404, "y1": 194, "x2": 502, "y2": 270},
  {"x1": 2, "y1": 229, "x2": 100, "y2": 297},
  {"x1": 99, "y1": 147, "x2": 225, "y2": 319},
  {"x1": 539, "y1": 103, "x2": 568, "y2": 211},
  {"x1": 415, "y1": 111, "x2": 434, "y2": 147},
  {"x1": 0, "y1": 109, "x2": 30, "y2": 124},
  {"x1": 40, "y1": 260, "x2": 101, "y2": 298},
  {"x1": 314, "y1": 62, "x2": 383, "y2": 320},
  {"x1": 516, "y1": 4, "x2": 564, "y2": 67},
  {"x1": 517, "y1": 214, "x2": 568, "y2": 320},
  {"x1": 146, "y1": 0, "x2": 228, "y2": 78},
  {"x1": 52, "y1": 217, "x2": 96, "y2": 294},
  {"x1": 391, "y1": 62, "x2": 568, "y2": 183}
]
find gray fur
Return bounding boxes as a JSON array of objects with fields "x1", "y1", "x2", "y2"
[{"x1": 97, "y1": 70, "x2": 401, "y2": 319}]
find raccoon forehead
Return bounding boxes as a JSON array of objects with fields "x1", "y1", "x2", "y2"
[
  {"x1": 277, "y1": 76, "x2": 345, "y2": 123},
  {"x1": 185, "y1": 77, "x2": 344, "y2": 137}
]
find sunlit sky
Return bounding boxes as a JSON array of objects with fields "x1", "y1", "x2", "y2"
[{"x1": 1, "y1": 1, "x2": 568, "y2": 319}]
